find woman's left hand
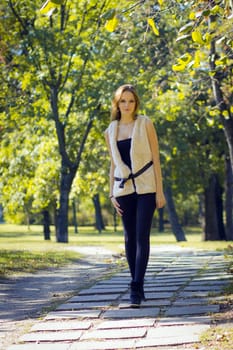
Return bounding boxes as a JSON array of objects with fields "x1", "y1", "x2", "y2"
[{"x1": 156, "y1": 191, "x2": 166, "y2": 209}]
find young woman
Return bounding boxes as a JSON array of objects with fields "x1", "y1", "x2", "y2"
[{"x1": 105, "y1": 84, "x2": 166, "y2": 307}]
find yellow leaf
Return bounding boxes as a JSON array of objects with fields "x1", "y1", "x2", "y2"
[
  {"x1": 148, "y1": 18, "x2": 159, "y2": 36},
  {"x1": 207, "y1": 118, "x2": 215, "y2": 126},
  {"x1": 178, "y1": 92, "x2": 185, "y2": 100},
  {"x1": 158, "y1": 0, "x2": 164, "y2": 5},
  {"x1": 172, "y1": 64, "x2": 186, "y2": 72},
  {"x1": 189, "y1": 12, "x2": 196, "y2": 20},
  {"x1": 230, "y1": 106, "x2": 233, "y2": 114},
  {"x1": 21, "y1": 72, "x2": 32, "y2": 90},
  {"x1": 40, "y1": 0, "x2": 59, "y2": 15},
  {"x1": 193, "y1": 50, "x2": 200, "y2": 68},
  {"x1": 203, "y1": 32, "x2": 211, "y2": 44},
  {"x1": 192, "y1": 30, "x2": 205, "y2": 45},
  {"x1": 222, "y1": 110, "x2": 229, "y2": 118},
  {"x1": 105, "y1": 16, "x2": 118, "y2": 32}
]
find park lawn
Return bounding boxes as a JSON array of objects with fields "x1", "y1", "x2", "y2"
[{"x1": 0, "y1": 224, "x2": 232, "y2": 277}]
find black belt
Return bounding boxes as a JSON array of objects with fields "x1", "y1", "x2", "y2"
[{"x1": 114, "y1": 161, "x2": 153, "y2": 188}]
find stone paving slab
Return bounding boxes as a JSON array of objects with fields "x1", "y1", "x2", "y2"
[
  {"x1": 78, "y1": 287, "x2": 127, "y2": 295},
  {"x1": 8, "y1": 345, "x2": 69, "y2": 350},
  {"x1": 45, "y1": 309, "x2": 101, "y2": 320},
  {"x1": 20, "y1": 330, "x2": 82, "y2": 342},
  {"x1": 56, "y1": 301, "x2": 111, "y2": 310},
  {"x1": 136, "y1": 334, "x2": 204, "y2": 348},
  {"x1": 69, "y1": 294, "x2": 120, "y2": 302},
  {"x1": 183, "y1": 285, "x2": 223, "y2": 291},
  {"x1": 188, "y1": 280, "x2": 230, "y2": 286},
  {"x1": 121, "y1": 291, "x2": 174, "y2": 300},
  {"x1": 178, "y1": 291, "x2": 212, "y2": 298},
  {"x1": 31, "y1": 320, "x2": 92, "y2": 331},
  {"x1": 95, "y1": 318, "x2": 156, "y2": 329},
  {"x1": 70, "y1": 339, "x2": 137, "y2": 350},
  {"x1": 102, "y1": 307, "x2": 160, "y2": 319},
  {"x1": 158, "y1": 315, "x2": 211, "y2": 326},
  {"x1": 119, "y1": 300, "x2": 170, "y2": 309},
  {"x1": 146, "y1": 324, "x2": 210, "y2": 338},
  {"x1": 165, "y1": 304, "x2": 220, "y2": 316},
  {"x1": 80, "y1": 327, "x2": 147, "y2": 340},
  {"x1": 149, "y1": 280, "x2": 189, "y2": 286},
  {"x1": 144, "y1": 286, "x2": 180, "y2": 292},
  {"x1": 173, "y1": 297, "x2": 211, "y2": 306}
]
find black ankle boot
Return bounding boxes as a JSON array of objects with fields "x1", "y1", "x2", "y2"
[
  {"x1": 130, "y1": 281, "x2": 141, "y2": 308},
  {"x1": 139, "y1": 283, "x2": 146, "y2": 302}
]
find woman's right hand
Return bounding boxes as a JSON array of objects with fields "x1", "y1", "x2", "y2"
[{"x1": 111, "y1": 197, "x2": 123, "y2": 216}]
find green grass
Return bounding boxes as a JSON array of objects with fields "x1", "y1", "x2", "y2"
[
  {"x1": 0, "y1": 249, "x2": 79, "y2": 276},
  {"x1": 0, "y1": 223, "x2": 232, "y2": 277}
]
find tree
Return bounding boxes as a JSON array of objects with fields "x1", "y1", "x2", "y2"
[
  {"x1": 174, "y1": 0, "x2": 233, "y2": 172},
  {"x1": 3, "y1": 0, "x2": 138, "y2": 242}
]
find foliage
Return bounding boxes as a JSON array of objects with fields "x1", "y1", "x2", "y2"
[{"x1": 0, "y1": 0, "x2": 232, "y2": 236}]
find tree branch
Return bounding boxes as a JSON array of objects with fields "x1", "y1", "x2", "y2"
[{"x1": 74, "y1": 104, "x2": 101, "y2": 169}]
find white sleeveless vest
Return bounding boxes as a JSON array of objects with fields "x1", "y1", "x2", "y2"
[{"x1": 107, "y1": 115, "x2": 156, "y2": 197}]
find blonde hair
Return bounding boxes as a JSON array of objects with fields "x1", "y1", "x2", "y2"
[{"x1": 111, "y1": 84, "x2": 140, "y2": 121}]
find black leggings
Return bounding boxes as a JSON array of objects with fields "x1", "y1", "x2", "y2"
[{"x1": 117, "y1": 192, "x2": 156, "y2": 284}]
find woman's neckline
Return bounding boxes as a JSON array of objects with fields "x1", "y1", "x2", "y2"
[
  {"x1": 118, "y1": 117, "x2": 137, "y2": 125},
  {"x1": 117, "y1": 138, "x2": 132, "y2": 142}
]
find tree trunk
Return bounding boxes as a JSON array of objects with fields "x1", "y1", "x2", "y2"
[
  {"x1": 164, "y1": 185, "x2": 186, "y2": 241},
  {"x1": 43, "y1": 210, "x2": 51, "y2": 240},
  {"x1": 209, "y1": 39, "x2": 233, "y2": 174},
  {"x1": 56, "y1": 170, "x2": 76, "y2": 243},
  {"x1": 158, "y1": 208, "x2": 164, "y2": 232},
  {"x1": 92, "y1": 193, "x2": 105, "y2": 233},
  {"x1": 0, "y1": 205, "x2": 4, "y2": 223},
  {"x1": 225, "y1": 157, "x2": 233, "y2": 240},
  {"x1": 113, "y1": 209, "x2": 117, "y2": 232},
  {"x1": 203, "y1": 173, "x2": 226, "y2": 241},
  {"x1": 72, "y1": 198, "x2": 78, "y2": 234}
]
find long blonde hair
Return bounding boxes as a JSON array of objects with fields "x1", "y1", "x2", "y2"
[{"x1": 111, "y1": 84, "x2": 140, "y2": 121}]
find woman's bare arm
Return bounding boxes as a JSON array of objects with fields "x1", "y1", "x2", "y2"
[{"x1": 104, "y1": 131, "x2": 123, "y2": 216}]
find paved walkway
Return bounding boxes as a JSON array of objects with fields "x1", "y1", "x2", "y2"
[{"x1": 3, "y1": 246, "x2": 233, "y2": 350}]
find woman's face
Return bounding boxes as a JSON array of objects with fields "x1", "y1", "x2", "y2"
[{"x1": 118, "y1": 91, "x2": 136, "y2": 118}]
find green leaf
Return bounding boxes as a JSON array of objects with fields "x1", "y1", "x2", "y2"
[
  {"x1": 211, "y1": 5, "x2": 221, "y2": 15},
  {"x1": 50, "y1": 0, "x2": 64, "y2": 4},
  {"x1": 101, "y1": 9, "x2": 116, "y2": 20},
  {"x1": 178, "y1": 53, "x2": 192, "y2": 64},
  {"x1": 147, "y1": 18, "x2": 159, "y2": 36}
]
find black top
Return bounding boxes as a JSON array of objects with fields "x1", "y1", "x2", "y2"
[{"x1": 117, "y1": 138, "x2": 132, "y2": 170}]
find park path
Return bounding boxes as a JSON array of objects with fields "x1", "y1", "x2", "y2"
[{"x1": 2, "y1": 246, "x2": 233, "y2": 350}]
